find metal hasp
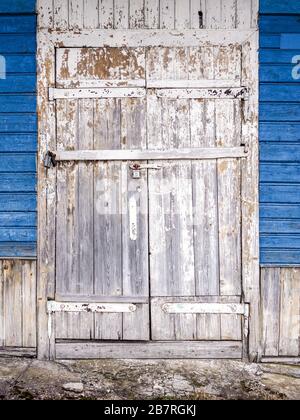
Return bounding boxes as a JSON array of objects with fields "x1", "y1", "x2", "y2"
[{"x1": 44, "y1": 151, "x2": 57, "y2": 169}]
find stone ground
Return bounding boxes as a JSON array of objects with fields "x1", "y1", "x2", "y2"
[{"x1": 0, "y1": 358, "x2": 299, "y2": 400}]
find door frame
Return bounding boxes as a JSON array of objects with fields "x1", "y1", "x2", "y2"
[{"x1": 37, "y1": 28, "x2": 260, "y2": 361}]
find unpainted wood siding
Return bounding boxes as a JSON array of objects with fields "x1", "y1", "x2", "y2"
[
  {"x1": 0, "y1": 260, "x2": 36, "y2": 348},
  {"x1": 260, "y1": 0, "x2": 300, "y2": 265},
  {"x1": 0, "y1": 0, "x2": 37, "y2": 258},
  {"x1": 261, "y1": 267, "x2": 300, "y2": 357},
  {"x1": 38, "y1": 0, "x2": 258, "y2": 30}
]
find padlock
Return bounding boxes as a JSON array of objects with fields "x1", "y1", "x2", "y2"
[{"x1": 131, "y1": 169, "x2": 141, "y2": 179}]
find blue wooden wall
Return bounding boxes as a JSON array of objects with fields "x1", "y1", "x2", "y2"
[
  {"x1": 260, "y1": 0, "x2": 300, "y2": 265},
  {"x1": 0, "y1": 0, "x2": 37, "y2": 258}
]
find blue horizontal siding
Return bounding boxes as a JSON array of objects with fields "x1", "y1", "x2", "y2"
[
  {"x1": 0, "y1": 1, "x2": 36, "y2": 14},
  {"x1": 0, "y1": 134, "x2": 36, "y2": 152},
  {"x1": 0, "y1": 243, "x2": 36, "y2": 258},
  {"x1": 259, "y1": 5, "x2": 300, "y2": 266},
  {"x1": 0, "y1": 4, "x2": 37, "y2": 258},
  {"x1": 260, "y1": 0, "x2": 300, "y2": 15},
  {"x1": 0, "y1": 212, "x2": 36, "y2": 227}
]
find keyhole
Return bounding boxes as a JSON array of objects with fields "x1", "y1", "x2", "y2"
[{"x1": 198, "y1": 11, "x2": 204, "y2": 28}]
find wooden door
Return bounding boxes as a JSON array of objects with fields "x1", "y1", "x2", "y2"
[
  {"x1": 53, "y1": 47, "x2": 150, "y2": 342},
  {"x1": 38, "y1": 27, "x2": 259, "y2": 360}
]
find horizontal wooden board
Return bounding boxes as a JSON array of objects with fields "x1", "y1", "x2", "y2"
[
  {"x1": 260, "y1": 144, "x2": 300, "y2": 162},
  {"x1": 0, "y1": 114, "x2": 37, "y2": 132},
  {"x1": 260, "y1": 15, "x2": 300, "y2": 33},
  {"x1": 0, "y1": 212, "x2": 36, "y2": 227},
  {"x1": 4, "y1": 55, "x2": 36, "y2": 74},
  {"x1": 260, "y1": 66, "x2": 299, "y2": 84},
  {"x1": 260, "y1": 104, "x2": 300, "y2": 122},
  {"x1": 281, "y1": 34, "x2": 300, "y2": 50},
  {"x1": 0, "y1": 193, "x2": 36, "y2": 211},
  {"x1": 0, "y1": 227, "x2": 36, "y2": 242},
  {"x1": 261, "y1": 250, "x2": 300, "y2": 266},
  {"x1": 0, "y1": 134, "x2": 36, "y2": 152},
  {"x1": 260, "y1": 85, "x2": 300, "y2": 103},
  {"x1": 0, "y1": 173, "x2": 36, "y2": 192},
  {"x1": 0, "y1": 75, "x2": 36, "y2": 94},
  {"x1": 261, "y1": 163, "x2": 300, "y2": 183},
  {"x1": 0, "y1": 153, "x2": 36, "y2": 172},
  {"x1": 0, "y1": 0, "x2": 36, "y2": 13},
  {"x1": 261, "y1": 220, "x2": 300, "y2": 234},
  {"x1": 260, "y1": 123, "x2": 300, "y2": 142},
  {"x1": 261, "y1": 204, "x2": 300, "y2": 220},
  {"x1": 55, "y1": 341, "x2": 243, "y2": 360},
  {"x1": 260, "y1": 34, "x2": 280, "y2": 49},
  {"x1": 0, "y1": 95, "x2": 36, "y2": 113},
  {"x1": 0, "y1": 242, "x2": 36, "y2": 257},
  {"x1": 55, "y1": 148, "x2": 247, "y2": 161},
  {"x1": 261, "y1": 235, "x2": 300, "y2": 249},
  {"x1": 260, "y1": 0, "x2": 300, "y2": 14},
  {"x1": 260, "y1": 50, "x2": 300, "y2": 65},
  {"x1": 0, "y1": 15, "x2": 36, "y2": 33},
  {"x1": 260, "y1": 184, "x2": 300, "y2": 203},
  {"x1": 0, "y1": 34, "x2": 36, "y2": 53}
]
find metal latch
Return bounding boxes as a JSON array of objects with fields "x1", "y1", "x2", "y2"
[
  {"x1": 44, "y1": 151, "x2": 57, "y2": 169},
  {"x1": 129, "y1": 163, "x2": 162, "y2": 179}
]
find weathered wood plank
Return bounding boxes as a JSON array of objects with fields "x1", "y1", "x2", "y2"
[
  {"x1": 279, "y1": 269, "x2": 300, "y2": 356},
  {"x1": 37, "y1": 0, "x2": 54, "y2": 29},
  {"x1": 50, "y1": 88, "x2": 146, "y2": 100},
  {"x1": 53, "y1": 0, "x2": 69, "y2": 31},
  {"x1": 160, "y1": 0, "x2": 175, "y2": 29},
  {"x1": 54, "y1": 147, "x2": 247, "y2": 161},
  {"x1": 129, "y1": 0, "x2": 145, "y2": 29},
  {"x1": 145, "y1": 0, "x2": 159, "y2": 29},
  {"x1": 261, "y1": 268, "x2": 281, "y2": 357},
  {"x1": 45, "y1": 30, "x2": 255, "y2": 48},
  {"x1": 93, "y1": 98, "x2": 123, "y2": 341},
  {"x1": 175, "y1": 0, "x2": 191, "y2": 30},
  {"x1": 241, "y1": 31, "x2": 260, "y2": 361},
  {"x1": 22, "y1": 261, "x2": 37, "y2": 348},
  {"x1": 83, "y1": 0, "x2": 99, "y2": 29},
  {"x1": 99, "y1": 0, "x2": 114, "y2": 29},
  {"x1": 69, "y1": 0, "x2": 84, "y2": 30},
  {"x1": 114, "y1": 0, "x2": 129, "y2": 29},
  {"x1": 56, "y1": 341, "x2": 243, "y2": 359}
]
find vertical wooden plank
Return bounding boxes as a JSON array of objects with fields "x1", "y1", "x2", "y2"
[
  {"x1": 261, "y1": 268, "x2": 280, "y2": 357},
  {"x1": 160, "y1": 0, "x2": 175, "y2": 29},
  {"x1": 205, "y1": 0, "x2": 221, "y2": 29},
  {"x1": 4, "y1": 262, "x2": 22, "y2": 347},
  {"x1": 236, "y1": 0, "x2": 252, "y2": 29},
  {"x1": 217, "y1": 100, "x2": 242, "y2": 297},
  {"x1": 99, "y1": 0, "x2": 114, "y2": 28},
  {"x1": 78, "y1": 99, "x2": 94, "y2": 298},
  {"x1": 93, "y1": 98, "x2": 123, "y2": 340},
  {"x1": 241, "y1": 31, "x2": 260, "y2": 361},
  {"x1": 53, "y1": 0, "x2": 69, "y2": 30},
  {"x1": 251, "y1": 0, "x2": 258, "y2": 29},
  {"x1": 175, "y1": 0, "x2": 191, "y2": 30},
  {"x1": 37, "y1": 0, "x2": 54, "y2": 29},
  {"x1": 37, "y1": 29, "x2": 56, "y2": 359},
  {"x1": 221, "y1": 0, "x2": 237, "y2": 29},
  {"x1": 129, "y1": 0, "x2": 145, "y2": 28},
  {"x1": 0, "y1": 261, "x2": 4, "y2": 347},
  {"x1": 191, "y1": 0, "x2": 202, "y2": 29},
  {"x1": 279, "y1": 269, "x2": 300, "y2": 356},
  {"x1": 22, "y1": 261, "x2": 37, "y2": 348},
  {"x1": 83, "y1": 0, "x2": 99, "y2": 29},
  {"x1": 145, "y1": 0, "x2": 159, "y2": 29},
  {"x1": 69, "y1": 0, "x2": 84, "y2": 30},
  {"x1": 56, "y1": 100, "x2": 78, "y2": 297},
  {"x1": 114, "y1": 0, "x2": 129, "y2": 29}
]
